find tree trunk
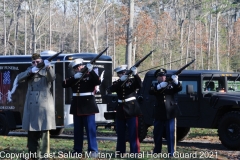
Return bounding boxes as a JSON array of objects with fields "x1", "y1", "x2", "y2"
[
  {"x1": 105, "y1": 10, "x2": 108, "y2": 55},
  {"x1": 24, "y1": 2, "x2": 27, "y2": 55},
  {"x1": 78, "y1": 0, "x2": 81, "y2": 52},
  {"x1": 113, "y1": 6, "x2": 116, "y2": 72},
  {"x1": 3, "y1": 0, "x2": 6, "y2": 55},
  {"x1": 207, "y1": 1, "x2": 213, "y2": 70},
  {"x1": 126, "y1": 0, "x2": 134, "y2": 67},
  {"x1": 186, "y1": 13, "x2": 191, "y2": 65},
  {"x1": 194, "y1": 19, "x2": 196, "y2": 69},
  {"x1": 31, "y1": 15, "x2": 36, "y2": 53},
  {"x1": 227, "y1": 15, "x2": 232, "y2": 72},
  {"x1": 216, "y1": 12, "x2": 220, "y2": 70},
  {"x1": 49, "y1": 0, "x2": 52, "y2": 50},
  {"x1": 13, "y1": 11, "x2": 16, "y2": 55},
  {"x1": 14, "y1": 1, "x2": 23, "y2": 55},
  {"x1": 200, "y1": 21, "x2": 203, "y2": 69}
]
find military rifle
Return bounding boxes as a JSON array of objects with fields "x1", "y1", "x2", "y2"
[
  {"x1": 37, "y1": 50, "x2": 64, "y2": 69},
  {"x1": 165, "y1": 58, "x2": 195, "y2": 83},
  {"x1": 35, "y1": 50, "x2": 64, "y2": 74},
  {"x1": 156, "y1": 58, "x2": 195, "y2": 93},
  {"x1": 75, "y1": 47, "x2": 109, "y2": 85},
  {"x1": 121, "y1": 49, "x2": 155, "y2": 87}
]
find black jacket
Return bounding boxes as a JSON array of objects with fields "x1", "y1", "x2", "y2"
[
  {"x1": 149, "y1": 81, "x2": 182, "y2": 120},
  {"x1": 62, "y1": 70, "x2": 101, "y2": 115},
  {"x1": 108, "y1": 74, "x2": 142, "y2": 119}
]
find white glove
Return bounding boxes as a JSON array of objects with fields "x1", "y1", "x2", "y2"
[
  {"x1": 74, "y1": 72, "x2": 83, "y2": 79},
  {"x1": 31, "y1": 67, "x2": 39, "y2": 73},
  {"x1": 131, "y1": 66, "x2": 137, "y2": 75},
  {"x1": 157, "y1": 82, "x2": 168, "y2": 90},
  {"x1": 44, "y1": 60, "x2": 51, "y2": 68},
  {"x1": 171, "y1": 75, "x2": 178, "y2": 84},
  {"x1": 86, "y1": 63, "x2": 93, "y2": 72},
  {"x1": 120, "y1": 75, "x2": 128, "y2": 81}
]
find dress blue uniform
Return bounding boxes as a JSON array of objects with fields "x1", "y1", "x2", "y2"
[
  {"x1": 149, "y1": 68, "x2": 182, "y2": 156},
  {"x1": 62, "y1": 59, "x2": 100, "y2": 155},
  {"x1": 107, "y1": 65, "x2": 142, "y2": 155}
]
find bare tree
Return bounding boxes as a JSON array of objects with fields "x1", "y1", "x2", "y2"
[{"x1": 80, "y1": 0, "x2": 112, "y2": 53}]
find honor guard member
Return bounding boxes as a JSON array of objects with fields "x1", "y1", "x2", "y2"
[
  {"x1": 107, "y1": 65, "x2": 142, "y2": 155},
  {"x1": 17, "y1": 53, "x2": 56, "y2": 159},
  {"x1": 149, "y1": 68, "x2": 182, "y2": 156},
  {"x1": 62, "y1": 58, "x2": 100, "y2": 158}
]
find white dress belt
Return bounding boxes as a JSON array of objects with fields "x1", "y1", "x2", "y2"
[
  {"x1": 118, "y1": 97, "x2": 136, "y2": 103},
  {"x1": 73, "y1": 92, "x2": 94, "y2": 96}
]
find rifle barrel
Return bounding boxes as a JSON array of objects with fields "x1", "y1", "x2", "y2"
[{"x1": 121, "y1": 50, "x2": 154, "y2": 87}]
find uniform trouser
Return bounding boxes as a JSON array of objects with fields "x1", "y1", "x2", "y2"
[
  {"x1": 73, "y1": 114, "x2": 98, "y2": 153},
  {"x1": 28, "y1": 130, "x2": 50, "y2": 158},
  {"x1": 153, "y1": 118, "x2": 175, "y2": 156},
  {"x1": 116, "y1": 117, "x2": 140, "y2": 154}
]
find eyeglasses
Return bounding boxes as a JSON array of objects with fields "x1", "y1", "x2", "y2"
[{"x1": 32, "y1": 60, "x2": 41, "y2": 64}]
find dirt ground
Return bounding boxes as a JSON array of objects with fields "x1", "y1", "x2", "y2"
[{"x1": 177, "y1": 136, "x2": 239, "y2": 160}]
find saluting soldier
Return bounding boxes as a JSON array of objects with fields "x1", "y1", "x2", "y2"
[
  {"x1": 62, "y1": 58, "x2": 100, "y2": 158},
  {"x1": 17, "y1": 53, "x2": 56, "y2": 159},
  {"x1": 107, "y1": 65, "x2": 142, "y2": 156},
  {"x1": 149, "y1": 68, "x2": 182, "y2": 157}
]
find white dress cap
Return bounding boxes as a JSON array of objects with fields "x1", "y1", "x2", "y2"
[
  {"x1": 114, "y1": 64, "x2": 127, "y2": 73},
  {"x1": 40, "y1": 50, "x2": 57, "y2": 55},
  {"x1": 68, "y1": 58, "x2": 84, "y2": 68}
]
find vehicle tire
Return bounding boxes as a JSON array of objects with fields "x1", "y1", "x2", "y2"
[
  {"x1": 162, "y1": 127, "x2": 190, "y2": 142},
  {"x1": 0, "y1": 114, "x2": 9, "y2": 135},
  {"x1": 176, "y1": 127, "x2": 190, "y2": 141},
  {"x1": 218, "y1": 111, "x2": 240, "y2": 150},
  {"x1": 50, "y1": 128, "x2": 64, "y2": 136}
]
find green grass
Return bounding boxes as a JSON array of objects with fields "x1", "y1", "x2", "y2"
[
  {"x1": 0, "y1": 128, "x2": 226, "y2": 160},
  {"x1": 187, "y1": 128, "x2": 218, "y2": 138}
]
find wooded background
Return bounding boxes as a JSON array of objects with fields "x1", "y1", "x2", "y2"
[{"x1": 1, "y1": 0, "x2": 240, "y2": 74}]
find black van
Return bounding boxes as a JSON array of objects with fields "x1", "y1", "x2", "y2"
[
  {"x1": 104, "y1": 69, "x2": 240, "y2": 150},
  {"x1": 0, "y1": 51, "x2": 113, "y2": 135}
]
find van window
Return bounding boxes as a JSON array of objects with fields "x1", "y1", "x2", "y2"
[
  {"x1": 227, "y1": 77, "x2": 240, "y2": 92},
  {"x1": 202, "y1": 76, "x2": 225, "y2": 92},
  {"x1": 179, "y1": 81, "x2": 197, "y2": 95}
]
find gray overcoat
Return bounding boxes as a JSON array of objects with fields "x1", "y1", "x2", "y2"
[{"x1": 17, "y1": 66, "x2": 56, "y2": 131}]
